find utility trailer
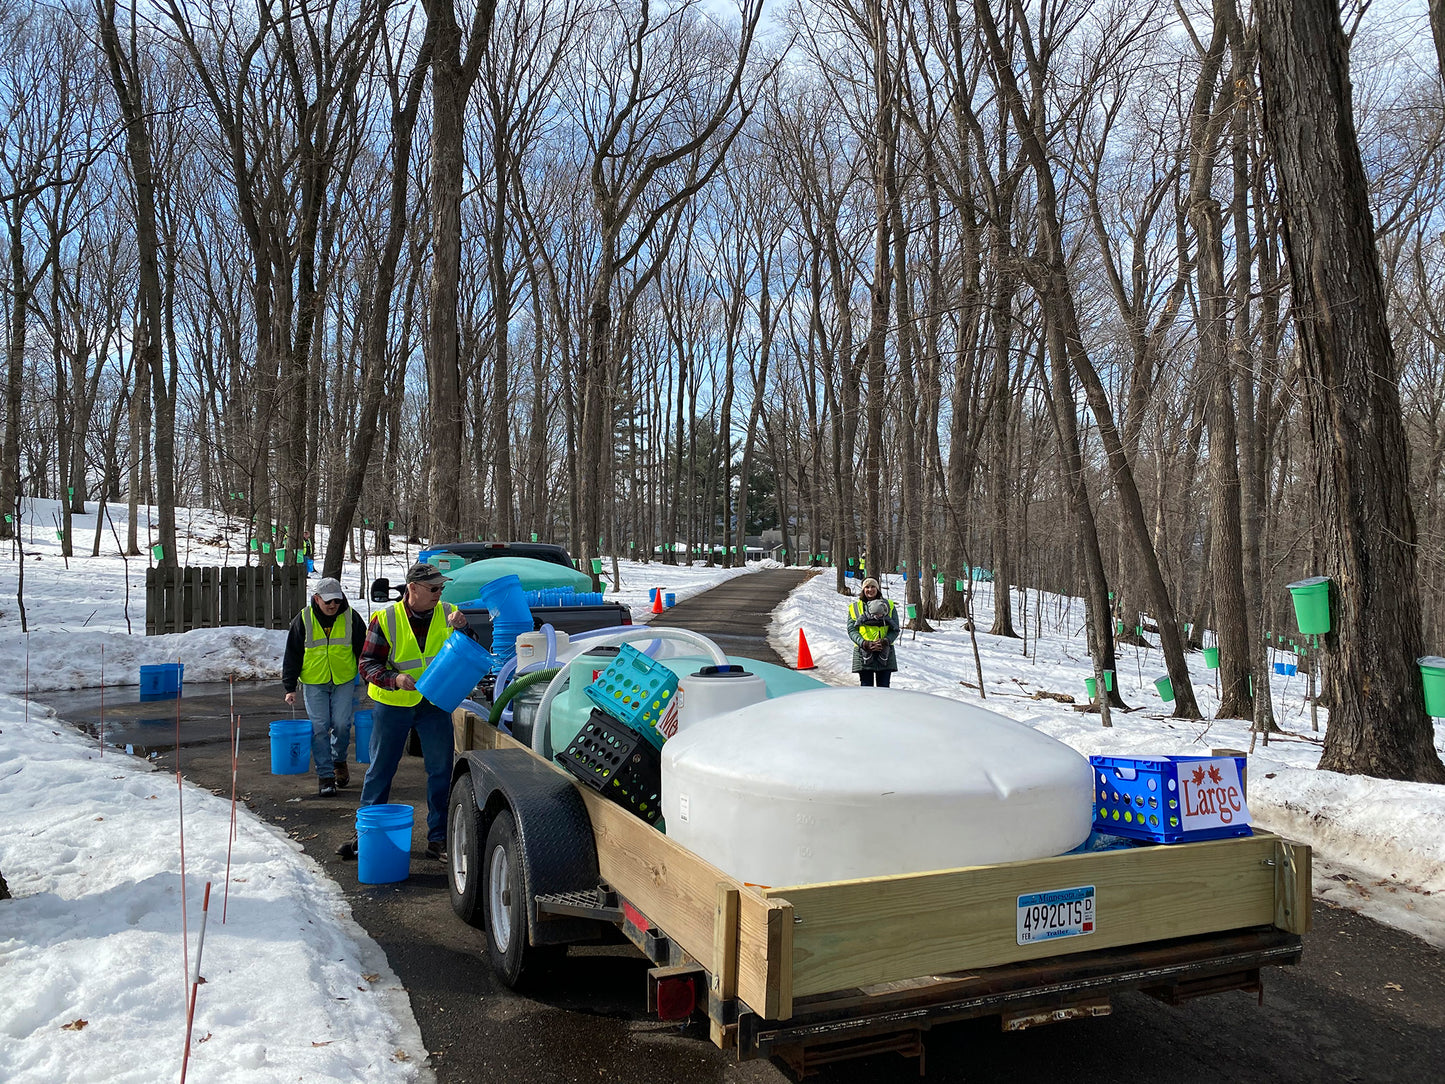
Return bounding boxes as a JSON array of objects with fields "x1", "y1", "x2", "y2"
[{"x1": 447, "y1": 709, "x2": 1310, "y2": 1074}]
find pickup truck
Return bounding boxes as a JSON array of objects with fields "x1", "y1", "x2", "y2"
[
  {"x1": 369, "y1": 541, "x2": 632, "y2": 654},
  {"x1": 444, "y1": 695, "x2": 1310, "y2": 1074}
]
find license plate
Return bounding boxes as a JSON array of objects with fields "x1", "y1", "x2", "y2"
[{"x1": 1016, "y1": 885, "x2": 1095, "y2": 945}]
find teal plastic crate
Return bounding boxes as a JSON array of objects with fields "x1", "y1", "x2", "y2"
[{"x1": 583, "y1": 643, "x2": 678, "y2": 747}]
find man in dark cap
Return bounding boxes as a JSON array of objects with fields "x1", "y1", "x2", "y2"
[
  {"x1": 337, "y1": 562, "x2": 469, "y2": 861},
  {"x1": 282, "y1": 576, "x2": 367, "y2": 796}
]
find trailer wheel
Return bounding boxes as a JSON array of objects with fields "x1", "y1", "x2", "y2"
[
  {"x1": 483, "y1": 809, "x2": 559, "y2": 987},
  {"x1": 447, "y1": 778, "x2": 485, "y2": 928}
]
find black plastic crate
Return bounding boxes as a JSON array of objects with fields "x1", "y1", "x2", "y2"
[{"x1": 556, "y1": 709, "x2": 663, "y2": 825}]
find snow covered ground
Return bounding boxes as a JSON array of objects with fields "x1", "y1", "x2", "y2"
[
  {"x1": 2, "y1": 496, "x2": 1443, "y2": 1081},
  {"x1": 769, "y1": 570, "x2": 1445, "y2": 949},
  {"x1": 0, "y1": 498, "x2": 755, "y2": 1083}
]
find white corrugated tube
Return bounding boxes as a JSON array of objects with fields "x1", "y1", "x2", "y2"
[{"x1": 530, "y1": 626, "x2": 728, "y2": 758}]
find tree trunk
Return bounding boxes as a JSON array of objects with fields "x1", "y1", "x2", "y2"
[{"x1": 1257, "y1": 0, "x2": 1445, "y2": 782}]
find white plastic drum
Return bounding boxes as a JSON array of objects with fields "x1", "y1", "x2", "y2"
[
  {"x1": 660, "y1": 688, "x2": 1094, "y2": 887},
  {"x1": 672, "y1": 666, "x2": 768, "y2": 736}
]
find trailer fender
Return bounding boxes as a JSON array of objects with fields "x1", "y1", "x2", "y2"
[{"x1": 455, "y1": 748, "x2": 602, "y2": 945}]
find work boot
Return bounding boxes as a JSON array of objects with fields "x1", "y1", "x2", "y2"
[
  {"x1": 318, "y1": 777, "x2": 338, "y2": 798},
  {"x1": 336, "y1": 835, "x2": 358, "y2": 860},
  {"x1": 425, "y1": 840, "x2": 447, "y2": 862},
  {"x1": 333, "y1": 761, "x2": 350, "y2": 788}
]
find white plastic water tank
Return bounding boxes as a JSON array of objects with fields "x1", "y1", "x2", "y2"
[
  {"x1": 660, "y1": 688, "x2": 1094, "y2": 887},
  {"x1": 516, "y1": 629, "x2": 569, "y2": 664},
  {"x1": 669, "y1": 665, "x2": 768, "y2": 737}
]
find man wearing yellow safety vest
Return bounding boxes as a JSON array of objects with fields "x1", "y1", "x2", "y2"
[
  {"x1": 282, "y1": 577, "x2": 367, "y2": 796},
  {"x1": 847, "y1": 577, "x2": 900, "y2": 687},
  {"x1": 337, "y1": 561, "x2": 470, "y2": 862}
]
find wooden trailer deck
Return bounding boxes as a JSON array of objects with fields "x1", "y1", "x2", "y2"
[{"x1": 455, "y1": 709, "x2": 1309, "y2": 1060}]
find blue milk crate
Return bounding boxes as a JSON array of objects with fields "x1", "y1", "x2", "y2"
[
  {"x1": 584, "y1": 643, "x2": 678, "y2": 748},
  {"x1": 1090, "y1": 755, "x2": 1253, "y2": 844}
]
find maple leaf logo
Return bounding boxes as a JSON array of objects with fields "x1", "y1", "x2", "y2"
[
  {"x1": 1191, "y1": 766, "x2": 1206, "y2": 786},
  {"x1": 1207, "y1": 765, "x2": 1222, "y2": 784}
]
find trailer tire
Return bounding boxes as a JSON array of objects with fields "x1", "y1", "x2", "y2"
[
  {"x1": 447, "y1": 778, "x2": 485, "y2": 928},
  {"x1": 482, "y1": 809, "x2": 561, "y2": 987}
]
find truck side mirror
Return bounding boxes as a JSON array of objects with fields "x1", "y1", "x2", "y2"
[{"x1": 370, "y1": 577, "x2": 400, "y2": 603}]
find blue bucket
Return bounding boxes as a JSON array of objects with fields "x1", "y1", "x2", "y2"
[
  {"x1": 490, "y1": 619, "x2": 533, "y2": 664},
  {"x1": 664, "y1": 592, "x2": 676, "y2": 608},
  {"x1": 415, "y1": 631, "x2": 496, "y2": 712},
  {"x1": 140, "y1": 663, "x2": 184, "y2": 701},
  {"x1": 478, "y1": 574, "x2": 531, "y2": 626},
  {"x1": 268, "y1": 719, "x2": 311, "y2": 775},
  {"x1": 353, "y1": 709, "x2": 373, "y2": 764},
  {"x1": 356, "y1": 803, "x2": 413, "y2": 884}
]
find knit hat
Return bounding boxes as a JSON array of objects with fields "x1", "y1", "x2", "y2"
[{"x1": 861, "y1": 577, "x2": 880, "y2": 591}]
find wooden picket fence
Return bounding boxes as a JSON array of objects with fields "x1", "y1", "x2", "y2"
[{"x1": 145, "y1": 564, "x2": 307, "y2": 635}]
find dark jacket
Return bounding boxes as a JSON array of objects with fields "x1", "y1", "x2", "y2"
[
  {"x1": 848, "y1": 596, "x2": 900, "y2": 672},
  {"x1": 281, "y1": 601, "x2": 367, "y2": 692}
]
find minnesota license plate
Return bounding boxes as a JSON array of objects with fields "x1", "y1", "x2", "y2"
[{"x1": 1016, "y1": 885, "x2": 1096, "y2": 945}]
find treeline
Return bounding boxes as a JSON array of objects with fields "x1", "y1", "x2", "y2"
[{"x1": 1, "y1": 0, "x2": 1442, "y2": 779}]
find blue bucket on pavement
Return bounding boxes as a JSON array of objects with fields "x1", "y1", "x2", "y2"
[
  {"x1": 140, "y1": 663, "x2": 184, "y2": 701},
  {"x1": 664, "y1": 592, "x2": 676, "y2": 608},
  {"x1": 353, "y1": 709, "x2": 373, "y2": 764},
  {"x1": 414, "y1": 631, "x2": 496, "y2": 712},
  {"x1": 268, "y1": 719, "x2": 311, "y2": 775},
  {"x1": 356, "y1": 803, "x2": 413, "y2": 884}
]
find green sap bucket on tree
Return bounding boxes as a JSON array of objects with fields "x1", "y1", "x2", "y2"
[
  {"x1": 1154, "y1": 674, "x2": 1175, "y2": 701},
  {"x1": 1419, "y1": 657, "x2": 1445, "y2": 717},
  {"x1": 1084, "y1": 677, "x2": 1097, "y2": 699},
  {"x1": 1287, "y1": 576, "x2": 1331, "y2": 635},
  {"x1": 1104, "y1": 670, "x2": 1115, "y2": 692},
  {"x1": 1203, "y1": 646, "x2": 1220, "y2": 669}
]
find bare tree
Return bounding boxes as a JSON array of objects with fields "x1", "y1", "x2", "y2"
[
  {"x1": 1257, "y1": 0, "x2": 1445, "y2": 783},
  {"x1": 570, "y1": 0, "x2": 767, "y2": 579}
]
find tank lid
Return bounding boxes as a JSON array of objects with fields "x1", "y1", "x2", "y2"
[
  {"x1": 692, "y1": 664, "x2": 753, "y2": 677},
  {"x1": 582, "y1": 645, "x2": 620, "y2": 658}
]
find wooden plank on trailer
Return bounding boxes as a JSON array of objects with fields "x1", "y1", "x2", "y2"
[
  {"x1": 763, "y1": 899, "x2": 794, "y2": 1020},
  {"x1": 465, "y1": 720, "x2": 771, "y2": 990},
  {"x1": 710, "y1": 883, "x2": 740, "y2": 1046},
  {"x1": 1274, "y1": 840, "x2": 1311, "y2": 934},
  {"x1": 762, "y1": 834, "x2": 1284, "y2": 1000}
]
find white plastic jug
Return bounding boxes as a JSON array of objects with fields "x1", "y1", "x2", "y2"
[
  {"x1": 672, "y1": 666, "x2": 767, "y2": 736},
  {"x1": 661, "y1": 688, "x2": 1094, "y2": 888},
  {"x1": 516, "y1": 629, "x2": 569, "y2": 664}
]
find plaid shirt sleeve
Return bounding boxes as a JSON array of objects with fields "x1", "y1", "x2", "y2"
[{"x1": 359, "y1": 611, "x2": 404, "y2": 690}]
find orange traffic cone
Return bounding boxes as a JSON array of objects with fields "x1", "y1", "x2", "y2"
[
  {"x1": 651, "y1": 587, "x2": 664, "y2": 615},
  {"x1": 796, "y1": 628, "x2": 816, "y2": 670}
]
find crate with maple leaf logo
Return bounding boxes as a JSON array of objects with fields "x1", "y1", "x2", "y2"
[{"x1": 1089, "y1": 755, "x2": 1253, "y2": 844}]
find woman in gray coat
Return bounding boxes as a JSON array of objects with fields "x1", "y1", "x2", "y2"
[{"x1": 847, "y1": 577, "x2": 900, "y2": 687}]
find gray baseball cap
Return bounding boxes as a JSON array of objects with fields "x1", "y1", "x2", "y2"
[
  {"x1": 313, "y1": 577, "x2": 346, "y2": 602},
  {"x1": 405, "y1": 561, "x2": 446, "y2": 586}
]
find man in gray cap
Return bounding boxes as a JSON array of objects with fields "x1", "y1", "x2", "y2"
[
  {"x1": 282, "y1": 576, "x2": 368, "y2": 795},
  {"x1": 337, "y1": 561, "x2": 470, "y2": 861}
]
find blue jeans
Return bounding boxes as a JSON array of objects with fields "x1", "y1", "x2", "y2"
[
  {"x1": 301, "y1": 682, "x2": 355, "y2": 778},
  {"x1": 359, "y1": 700, "x2": 453, "y2": 844}
]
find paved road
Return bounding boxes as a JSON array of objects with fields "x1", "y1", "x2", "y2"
[{"x1": 41, "y1": 568, "x2": 1445, "y2": 1082}]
